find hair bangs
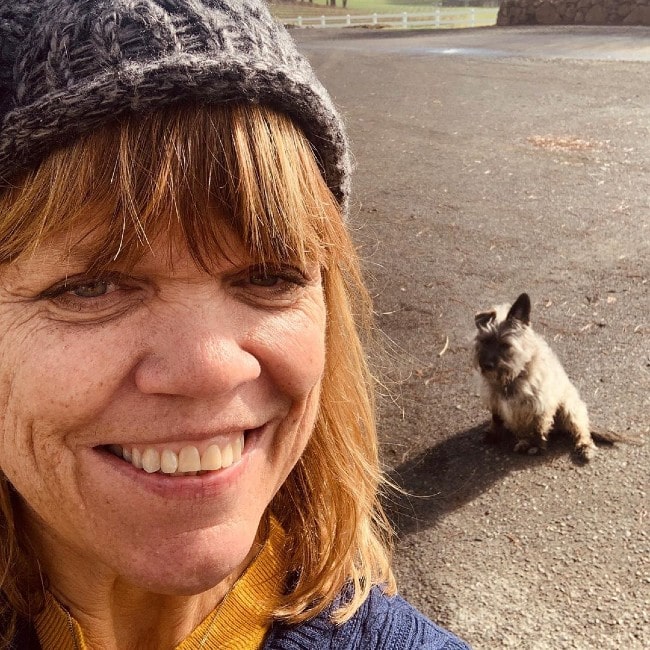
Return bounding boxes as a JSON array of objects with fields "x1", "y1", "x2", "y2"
[{"x1": 0, "y1": 103, "x2": 339, "y2": 274}]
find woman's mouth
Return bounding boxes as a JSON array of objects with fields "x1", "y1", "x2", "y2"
[{"x1": 103, "y1": 433, "x2": 246, "y2": 477}]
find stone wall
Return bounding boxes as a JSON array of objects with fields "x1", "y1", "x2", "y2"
[{"x1": 497, "y1": 0, "x2": 650, "y2": 25}]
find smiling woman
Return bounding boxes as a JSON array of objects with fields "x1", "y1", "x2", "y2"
[{"x1": 0, "y1": 1, "x2": 470, "y2": 649}]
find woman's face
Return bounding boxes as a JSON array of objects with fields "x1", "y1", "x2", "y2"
[{"x1": 0, "y1": 225, "x2": 326, "y2": 595}]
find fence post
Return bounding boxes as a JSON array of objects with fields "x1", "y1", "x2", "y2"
[
  {"x1": 346, "y1": 14, "x2": 351, "y2": 26},
  {"x1": 401, "y1": 12, "x2": 407, "y2": 28},
  {"x1": 320, "y1": 15, "x2": 325, "y2": 27},
  {"x1": 297, "y1": 16, "x2": 302, "y2": 27},
  {"x1": 372, "y1": 13, "x2": 377, "y2": 25},
  {"x1": 471, "y1": 8, "x2": 475, "y2": 27},
  {"x1": 435, "y1": 8, "x2": 440, "y2": 27}
]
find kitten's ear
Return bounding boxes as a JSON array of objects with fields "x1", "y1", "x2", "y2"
[
  {"x1": 507, "y1": 293, "x2": 531, "y2": 325},
  {"x1": 475, "y1": 310, "x2": 497, "y2": 329}
]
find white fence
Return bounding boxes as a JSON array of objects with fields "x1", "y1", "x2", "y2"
[{"x1": 283, "y1": 8, "x2": 498, "y2": 29}]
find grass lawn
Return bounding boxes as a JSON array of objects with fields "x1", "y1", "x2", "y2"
[
  {"x1": 269, "y1": 1, "x2": 499, "y2": 28},
  {"x1": 269, "y1": 1, "x2": 482, "y2": 17}
]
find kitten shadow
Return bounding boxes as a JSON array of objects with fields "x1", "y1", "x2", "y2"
[{"x1": 383, "y1": 422, "x2": 576, "y2": 538}]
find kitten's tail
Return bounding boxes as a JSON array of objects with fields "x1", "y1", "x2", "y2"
[{"x1": 591, "y1": 429, "x2": 644, "y2": 446}]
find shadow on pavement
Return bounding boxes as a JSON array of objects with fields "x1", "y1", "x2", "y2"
[{"x1": 383, "y1": 422, "x2": 576, "y2": 538}]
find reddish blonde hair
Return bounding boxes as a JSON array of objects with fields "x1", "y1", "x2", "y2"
[{"x1": 0, "y1": 103, "x2": 395, "y2": 642}]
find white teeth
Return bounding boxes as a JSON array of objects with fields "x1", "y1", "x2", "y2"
[
  {"x1": 160, "y1": 449, "x2": 179, "y2": 474},
  {"x1": 131, "y1": 447, "x2": 143, "y2": 469},
  {"x1": 142, "y1": 448, "x2": 161, "y2": 474},
  {"x1": 118, "y1": 435, "x2": 246, "y2": 475},
  {"x1": 178, "y1": 446, "x2": 201, "y2": 472},
  {"x1": 201, "y1": 445, "x2": 222, "y2": 471},
  {"x1": 220, "y1": 443, "x2": 234, "y2": 468}
]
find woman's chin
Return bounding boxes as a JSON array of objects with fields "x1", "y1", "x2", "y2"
[
  {"x1": 117, "y1": 550, "x2": 250, "y2": 596},
  {"x1": 106, "y1": 528, "x2": 260, "y2": 597}
]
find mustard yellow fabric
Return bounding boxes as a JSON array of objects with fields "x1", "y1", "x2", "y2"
[{"x1": 35, "y1": 517, "x2": 285, "y2": 649}]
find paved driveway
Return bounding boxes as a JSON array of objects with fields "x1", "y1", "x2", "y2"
[{"x1": 295, "y1": 25, "x2": 650, "y2": 649}]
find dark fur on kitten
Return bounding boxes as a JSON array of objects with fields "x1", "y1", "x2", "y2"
[{"x1": 473, "y1": 293, "x2": 638, "y2": 461}]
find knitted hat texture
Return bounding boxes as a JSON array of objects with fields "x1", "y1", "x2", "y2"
[{"x1": 0, "y1": 0, "x2": 350, "y2": 210}]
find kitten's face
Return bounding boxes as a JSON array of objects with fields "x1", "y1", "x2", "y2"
[
  {"x1": 474, "y1": 296, "x2": 534, "y2": 386},
  {"x1": 474, "y1": 324, "x2": 531, "y2": 385}
]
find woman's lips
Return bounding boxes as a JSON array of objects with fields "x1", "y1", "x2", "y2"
[{"x1": 89, "y1": 426, "x2": 269, "y2": 501}]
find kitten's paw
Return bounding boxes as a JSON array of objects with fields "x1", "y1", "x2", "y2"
[
  {"x1": 514, "y1": 440, "x2": 544, "y2": 455},
  {"x1": 513, "y1": 440, "x2": 531, "y2": 454},
  {"x1": 576, "y1": 443, "x2": 597, "y2": 462}
]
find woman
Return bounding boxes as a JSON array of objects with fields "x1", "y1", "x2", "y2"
[{"x1": 0, "y1": 1, "x2": 470, "y2": 648}]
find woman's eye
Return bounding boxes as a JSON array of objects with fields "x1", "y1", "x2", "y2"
[
  {"x1": 42, "y1": 277, "x2": 118, "y2": 300},
  {"x1": 247, "y1": 267, "x2": 307, "y2": 290},
  {"x1": 70, "y1": 280, "x2": 112, "y2": 298},
  {"x1": 38, "y1": 274, "x2": 131, "y2": 314},
  {"x1": 249, "y1": 273, "x2": 282, "y2": 287}
]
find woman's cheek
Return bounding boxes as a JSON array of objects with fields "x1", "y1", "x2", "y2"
[
  {"x1": 253, "y1": 302, "x2": 327, "y2": 396},
  {"x1": 5, "y1": 322, "x2": 137, "y2": 432}
]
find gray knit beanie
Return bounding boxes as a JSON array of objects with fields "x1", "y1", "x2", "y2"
[{"x1": 0, "y1": 0, "x2": 350, "y2": 211}]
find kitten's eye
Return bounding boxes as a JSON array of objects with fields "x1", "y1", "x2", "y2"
[{"x1": 500, "y1": 341, "x2": 512, "y2": 350}]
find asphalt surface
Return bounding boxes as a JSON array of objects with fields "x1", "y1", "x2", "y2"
[{"x1": 293, "y1": 25, "x2": 650, "y2": 650}]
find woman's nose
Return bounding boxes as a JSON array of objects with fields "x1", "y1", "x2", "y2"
[{"x1": 133, "y1": 303, "x2": 261, "y2": 398}]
